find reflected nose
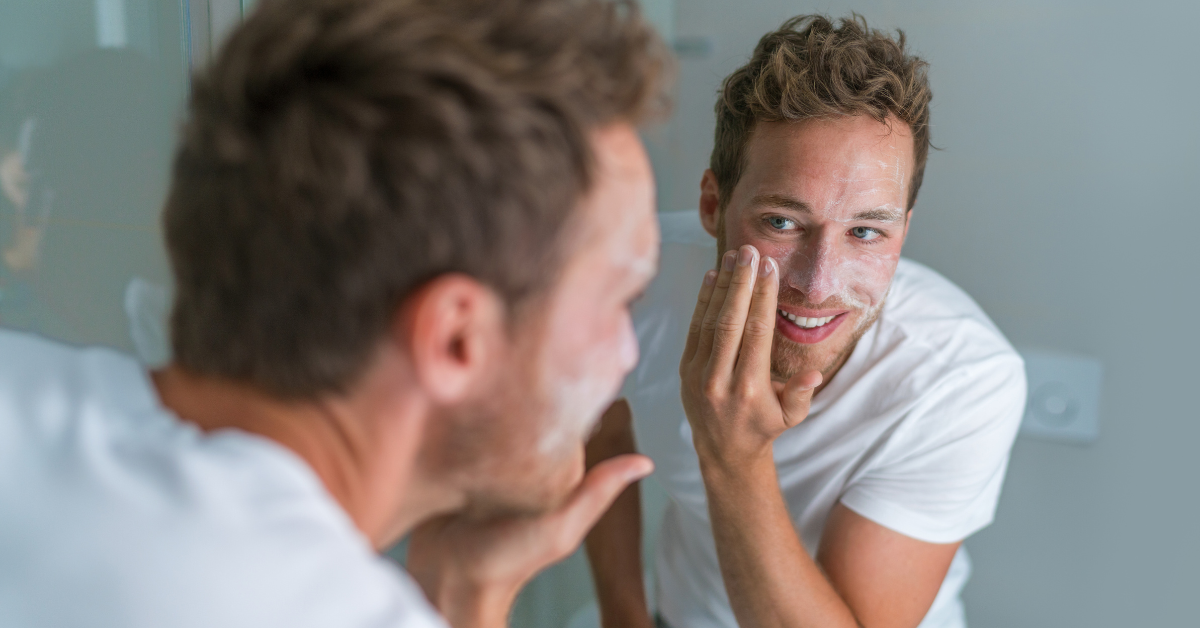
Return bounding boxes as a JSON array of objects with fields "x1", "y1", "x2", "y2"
[{"x1": 788, "y1": 239, "x2": 842, "y2": 305}]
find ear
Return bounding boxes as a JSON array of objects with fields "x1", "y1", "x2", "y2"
[
  {"x1": 699, "y1": 169, "x2": 722, "y2": 238},
  {"x1": 902, "y1": 209, "x2": 914, "y2": 245},
  {"x1": 398, "y1": 274, "x2": 506, "y2": 404}
]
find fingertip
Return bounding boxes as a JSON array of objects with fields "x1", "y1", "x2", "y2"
[
  {"x1": 721, "y1": 250, "x2": 736, "y2": 272},
  {"x1": 736, "y1": 245, "x2": 756, "y2": 267},
  {"x1": 759, "y1": 256, "x2": 777, "y2": 279},
  {"x1": 626, "y1": 455, "x2": 654, "y2": 482},
  {"x1": 703, "y1": 269, "x2": 717, "y2": 286}
]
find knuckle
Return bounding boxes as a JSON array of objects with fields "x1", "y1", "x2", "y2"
[
  {"x1": 715, "y1": 314, "x2": 742, "y2": 334},
  {"x1": 728, "y1": 274, "x2": 751, "y2": 288},
  {"x1": 743, "y1": 318, "x2": 774, "y2": 338},
  {"x1": 734, "y1": 381, "x2": 758, "y2": 400},
  {"x1": 700, "y1": 377, "x2": 723, "y2": 399}
]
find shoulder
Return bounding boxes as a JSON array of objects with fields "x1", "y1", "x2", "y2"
[
  {"x1": 881, "y1": 258, "x2": 1023, "y2": 379},
  {"x1": 843, "y1": 260, "x2": 1026, "y2": 428},
  {"x1": 0, "y1": 333, "x2": 449, "y2": 628},
  {"x1": 139, "y1": 467, "x2": 448, "y2": 627},
  {"x1": 0, "y1": 329, "x2": 158, "y2": 442}
]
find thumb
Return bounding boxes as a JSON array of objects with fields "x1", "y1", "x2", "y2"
[
  {"x1": 780, "y1": 369, "x2": 822, "y2": 427},
  {"x1": 553, "y1": 454, "x2": 653, "y2": 547}
]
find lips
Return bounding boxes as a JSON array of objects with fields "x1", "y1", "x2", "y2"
[{"x1": 775, "y1": 308, "x2": 846, "y2": 344}]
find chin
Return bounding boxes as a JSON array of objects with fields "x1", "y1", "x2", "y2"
[
  {"x1": 482, "y1": 444, "x2": 585, "y2": 517},
  {"x1": 538, "y1": 446, "x2": 586, "y2": 509},
  {"x1": 771, "y1": 331, "x2": 850, "y2": 380}
]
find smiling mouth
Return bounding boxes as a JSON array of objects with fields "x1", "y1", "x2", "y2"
[{"x1": 777, "y1": 309, "x2": 837, "y2": 329}]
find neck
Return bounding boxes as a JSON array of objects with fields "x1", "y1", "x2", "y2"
[{"x1": 151, "y1": 361, "x2": 430, "y2": 549}]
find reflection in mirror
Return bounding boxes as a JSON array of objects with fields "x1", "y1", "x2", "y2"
[{"x1": 0, "y1": 0, "x2": 185, "y2": 357}]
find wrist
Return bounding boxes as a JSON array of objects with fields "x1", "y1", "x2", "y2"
[
  {"x1": 596, "y1": 590, "x2": 653, "y2": 628},
  {"x1": 598, "y1": 605, "x2": 655, "y2": 628},
  {"x1": 426, "y1": 575, "x2": 520, "y2": 628},
  {"x1": 694, "y1": 440, "x2": 775, "y2": 479}
]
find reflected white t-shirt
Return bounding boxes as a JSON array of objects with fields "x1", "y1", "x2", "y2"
[
  {"x1": 624, "y1": 211, "x2": 1026, "y2": 628},
  {"x1": 0, "y1": 330, "x2": 447, "y2": 628}
]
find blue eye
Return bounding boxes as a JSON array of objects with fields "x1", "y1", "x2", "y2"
[
  {"x1": 767, "y1": 216, "x2": 796, "y2": 230},
  {"x1": 851, "y1": 226, "x2": 881, "y2": 241}
]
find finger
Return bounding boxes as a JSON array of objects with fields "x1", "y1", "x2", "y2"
[
  {"x1": 549, "y1": 454, "x2": 653, "y2": 556},
  {"x1": 681, "y1": 269, "x2": 718, "y2": 364},
  {"x1": 706, "y1": 245, "x2": 761, "y2": 376},
  {"x1": 692, "y1": 249, "x2": 737, "y2": 364},
  {"x1": 733, "y1": 256, "x2": 779, "y2": 381},
  {"x1": 779, "y1": 369, "x2": 822, "y2": 428}
]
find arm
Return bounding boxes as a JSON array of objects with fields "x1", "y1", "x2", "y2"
[
  {"x1": 702, "y1": 457, "x2": 958, "y2": 628},
  {"x1": 584, "y1": 400, "x2": 654, "y2": 628},
  {"x1": 680, "y1": 246, "x2": 956, "y2": 628}
]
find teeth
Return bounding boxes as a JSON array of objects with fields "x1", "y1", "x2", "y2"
[{"x1": 778, "y1": 310, "x2": 835, "y2": 329}]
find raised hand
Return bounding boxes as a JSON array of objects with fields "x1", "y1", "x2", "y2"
[
  {"x1": 406, "y1": 454, "x2": 653, "y2": 628},
  {"x1": 678, "y1": 245, "x2": 822, "y2": 469}
]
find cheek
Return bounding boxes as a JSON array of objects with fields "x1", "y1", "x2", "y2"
[{"x1": 843, "y1": 250, "x2": 900, "y2": 301}]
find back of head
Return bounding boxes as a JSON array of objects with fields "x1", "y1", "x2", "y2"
[
  {"x1": 711, "y1": 14, "x2": 932, "y2": 210},
  {"x1": 165, "y1": 0, "x2": 669, "y2": 398}
]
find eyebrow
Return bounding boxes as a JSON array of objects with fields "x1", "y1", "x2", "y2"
[
  {"x1": 750, "y1": 194, "x2": 905, "y2": 223},
  {"x1": 751, "y1": 193, "x2": 812, "y2": 214},
  {"x1": 852, "y1": 208, "x2": 906, "y2": 223}
]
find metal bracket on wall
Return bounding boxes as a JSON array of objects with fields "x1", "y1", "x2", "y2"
[{"x1": 183, "y1": 0, "x2": 244, "y2": 74}]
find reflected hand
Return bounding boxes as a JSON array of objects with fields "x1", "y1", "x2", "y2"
[
  {"x1": 0, "y1": 152, "x2": 29, "y2": 210},
  {"x1": 406, "y1": 454, "x2": 654, "y2": 628},
  {"x1": 678, "y1": 245, "x2": 822, "y2": 469}
]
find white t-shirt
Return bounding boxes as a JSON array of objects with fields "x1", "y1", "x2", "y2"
[
  {"x1": 0, "y1": 329, "x2": 447, "y2": 628},
  {"x1": 624, "y1": 211, "x2": 1026, "y2": 628}
]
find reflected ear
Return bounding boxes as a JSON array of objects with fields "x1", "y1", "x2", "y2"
[
  {"x1": 699, "y1": 169, "x2": 721, "y2": 238},
  {"x1": 399, "y1": 274, "x2": 505, "y2": 404}
]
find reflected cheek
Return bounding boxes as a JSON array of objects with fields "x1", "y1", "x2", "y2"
[{"x1": 846, "y1": 254, "x2": 900, "y2": 306}]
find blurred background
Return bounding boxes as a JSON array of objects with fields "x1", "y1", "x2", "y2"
[{"x1": 1, "y1": 0, "x2": 1195, "y2": 626}]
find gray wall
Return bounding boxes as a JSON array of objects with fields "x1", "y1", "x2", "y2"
[{"x1": 643, "y1": 0, "x2": 1199, "y2": 625}]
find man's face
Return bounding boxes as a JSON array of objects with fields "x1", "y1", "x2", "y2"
[
  {"x1": 709, "y1": 116, "x2": 914, "y2": 382},
  {"x1": 468, "y1": 124, "x2": 658, "y2": 514}
]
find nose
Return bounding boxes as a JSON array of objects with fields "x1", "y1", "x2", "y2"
[{"x1": 786, "y1": 237, "x2": 842, "y2": 305}]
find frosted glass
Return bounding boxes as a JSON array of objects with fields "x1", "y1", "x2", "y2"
[{"x1": 0, "y1": 0, "x2": 187, "y2": 361}]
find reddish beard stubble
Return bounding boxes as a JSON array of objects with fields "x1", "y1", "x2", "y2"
[{"x1": 769, "y1": 287, "x2": 885, "y2": 383}]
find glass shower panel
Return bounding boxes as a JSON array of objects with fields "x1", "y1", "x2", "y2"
[{"x1": 0, "y1": 0, "x2": 188, "y2": 363}]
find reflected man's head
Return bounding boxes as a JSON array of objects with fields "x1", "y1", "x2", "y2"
[
  {"x1": 699, "y1": 15, "x2": 932, "y2": 383},
  {"x1": 163, "y1": 0, "x2": 668, "y2": 515}
]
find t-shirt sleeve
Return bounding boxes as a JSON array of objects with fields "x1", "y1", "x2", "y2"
[{"x1": 838, "y1": 352, "x2": 1027, "y2": 544}]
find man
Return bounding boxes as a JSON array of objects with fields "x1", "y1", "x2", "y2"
[
  {"x1": 0, "y1": 0, "x2": 669, "y2": 626},
  {"x1": 585, "y1": 15, "x2": 1026, "y2": 628}
]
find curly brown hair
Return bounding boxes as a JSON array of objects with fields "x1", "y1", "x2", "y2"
[
  {"x1": 164, "y1": 0, "x2": 670, "y2": 398},
  {"x1": 711, "y1": 14, "x2": 932, "y2": 210}
]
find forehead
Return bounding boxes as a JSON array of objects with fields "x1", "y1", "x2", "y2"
[{"x1": 736, "y1": 116, "x2": 915, "y2": 209}]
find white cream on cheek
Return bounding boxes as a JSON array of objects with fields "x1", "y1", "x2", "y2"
[
  {"x1": 785, "y1": 149, "x2": 907, "y2": 308},
  {"x1": 535, "y1": 312, "x2": 637, "y2": 455},
  {"x1": 535, "y1": 213, "x2": 653, "y2": 456},
  {"x1": 777, "y1": 240, "x2": 897, "y2": 310}
]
